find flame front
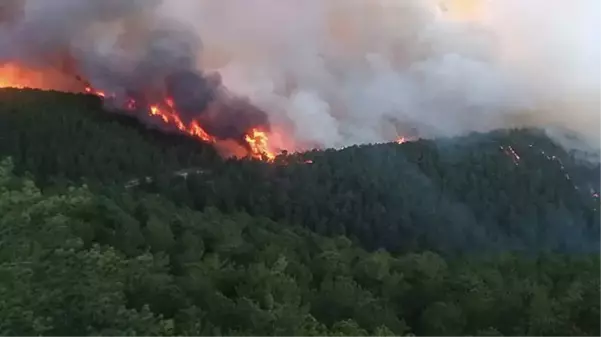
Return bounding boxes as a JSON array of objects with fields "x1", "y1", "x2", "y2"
[
  {"x1": 86, "y1": 86, "x2": 275, "y2": 160},
  {"x1": 148, "y1": 101, "x2": 215, "y2": 143},
  {"x1": 1, "y1": 63, "x2": 278, "y2": 161},
  {"x1": 2, "y1": 64, "x2": 385, "y2": 162}
]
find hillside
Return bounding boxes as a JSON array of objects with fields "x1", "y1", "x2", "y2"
[
  {"x1": 143, "y1": 130, "x2": 600, "y2": 254},
  {"x1": 1, "y1": 89, "x2": 598, "y2": 255},
  {"x1": 0, "y1": 88, "x2": 221, "y2": 187},
  {"x1": 0, "y1": 88, "x2": 599, "y2": 335}
]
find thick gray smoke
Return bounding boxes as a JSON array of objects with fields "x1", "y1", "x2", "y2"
[
  {"x1": 0, "y1": 0, "x2": 599, "y2": 153},
  {"x1": 0, "y1": 0, "x2": 270, "y2": 143}
]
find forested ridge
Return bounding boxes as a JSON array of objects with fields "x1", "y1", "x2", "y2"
[
  {"x1": 143, "y1": 130, "x2": 600, "y2": 254},
  {"x1": 0, "y1": 89, "x2": 221, "y2": 186},
  {"x1": 0, "y1": 88, "x2": 599, "y2": 335}
]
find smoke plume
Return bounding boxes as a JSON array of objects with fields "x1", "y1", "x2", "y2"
[{"x1": 0, "y1": 0, "x2": 599, "y2": 152}]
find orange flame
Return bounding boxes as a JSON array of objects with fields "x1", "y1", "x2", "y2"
[
  {"x1": 85, "y1": 86, "x2": 109, "y2": 98},
  {"x1": 86, "y1": 86, "x2": 276, "y2": 160},
  {"x1": 245, "y1": 128, "x2": 276, "y2": 161},
  {"x1": 148, "y1": 103, "x2": 215, "y2": 143}
]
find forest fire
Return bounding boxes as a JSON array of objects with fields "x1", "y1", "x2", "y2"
[
  {"x1": 2, "y1": 62, "x2": 402, "y2": 163},
  {"x1": 0, "y1": 60, "x2": 280, "y2": 162},
  {"x1": 245, "y1": 128, "x2": 276, "y2": 161},
  {"x1": 84, "y1": 85, "x2": 277, "y2": 161},
  {"x1": 396, "y1": 137, "x2": 408, "y2": 144},
  {"x1": 1, "y1": 0, "x2": 423, "y2": 164}
]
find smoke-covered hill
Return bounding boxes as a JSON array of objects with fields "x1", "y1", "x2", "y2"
[{"x1": 1, "y1": 89, "x2": 598, "y2": 255}]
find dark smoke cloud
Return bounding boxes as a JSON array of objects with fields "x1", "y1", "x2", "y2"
[
  {"x1": 128, "y1": 23, "x2": 202, "y2": 89},
  {"x1": 0, "y1": 0, "x2": 270, "y2": 146},
  {"x1": 201, "y1": 94, "x2": 271, "y2": 141},
  {"x1": 165, "y1": 70, "x2": 270, "y2": 141},
  {"x1": 166, "y1": 70, "x2": 215, "y2": 118}
]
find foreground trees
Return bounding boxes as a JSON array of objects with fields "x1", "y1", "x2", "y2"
[{"x1": 1, "y1": 158, "x2": 598, "y2": 336}]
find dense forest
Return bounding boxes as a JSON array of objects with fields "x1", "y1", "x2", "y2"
[
  {"x1": 143, "y1": 130, "x2": 600, "y2": 254},
  {"x1": 0, "y1": 88, "x2": 599, "y2": 335},
  {"x1": 1, "y1": 89, "x2": 598, "y2": 254},
  {"x1": 0, "y1": 89, "x2": 221, "y2": 186}
]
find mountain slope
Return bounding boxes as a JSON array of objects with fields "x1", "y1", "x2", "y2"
[
  {"x1": 0, "y1": 88, "x2": 220, "y2": 187},
  {"x1": 1, "y1": 88, "x2": 598, "y2": 255},
  {"x1": 144, "y1": 130, "x2": 600, "y2": 254}
]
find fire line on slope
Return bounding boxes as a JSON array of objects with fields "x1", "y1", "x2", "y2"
[{"x1": 84, "y1": 85, "x2": 277, "y2": 161}]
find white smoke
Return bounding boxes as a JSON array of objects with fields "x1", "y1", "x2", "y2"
[
  {"x1": 165, "y1": 0, "x2": 600, "y2": 150},
  {"x1": 1, "y1": 0, "x2": 599, "y2": 152}
]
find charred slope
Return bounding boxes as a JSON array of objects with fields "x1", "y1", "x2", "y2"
[{"x1": 144, "y1": 130, "x2": 600, "y2": 255}]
